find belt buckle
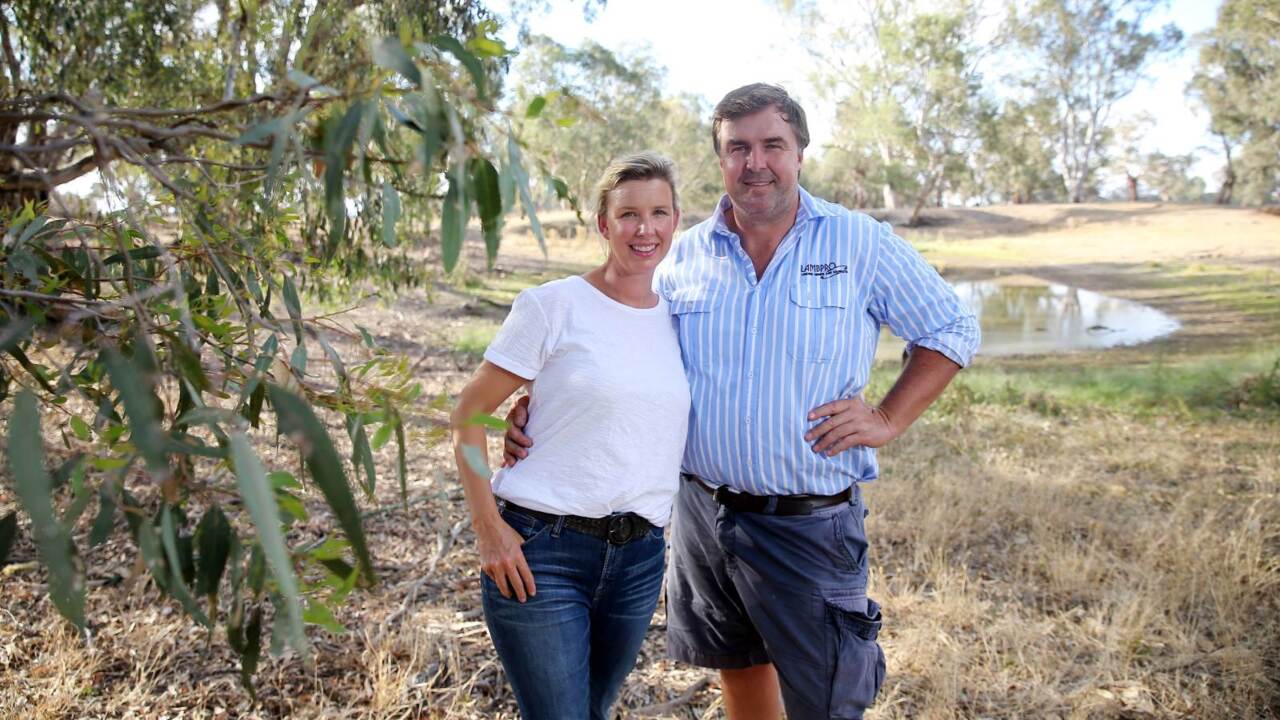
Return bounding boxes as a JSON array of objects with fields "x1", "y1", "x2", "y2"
[{"x1": 606, "y1": 514, "x2": 636, "y2": 545}]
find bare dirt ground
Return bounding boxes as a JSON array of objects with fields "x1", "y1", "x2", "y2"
[{"x1": 2, "y1": 202, "x2": 1278, "y2": 719}]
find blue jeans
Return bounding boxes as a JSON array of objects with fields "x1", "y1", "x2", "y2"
[{"x1": 481, "y1": 504, "x2": 666, "y2": 720}]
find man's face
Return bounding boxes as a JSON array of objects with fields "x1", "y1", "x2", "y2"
[{"x1": 716, "y1": 106, "x2": 803, "y2": 225}]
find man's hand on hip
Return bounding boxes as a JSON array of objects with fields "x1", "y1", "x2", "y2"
[
  {"x1": 805, "y1": 347, "x2": 964, "y2": 457},
  {"x1": 501, "y1": 395, "x2": 533, "y2": 467},
  {"x1": 805, "y1": 395, "x2": 898, "y2": 455}
]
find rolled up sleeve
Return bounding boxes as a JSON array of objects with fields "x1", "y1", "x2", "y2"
[{"x1": 869, "y1": 223, "x2": 980, "y2": 368}]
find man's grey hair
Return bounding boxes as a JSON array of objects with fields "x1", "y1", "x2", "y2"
[
  {"x1": 711, "y1": 83, "x2": 810, "y2": 156},
  {"x1": 594, "y1": 151, "x2": 680, "y2": 220}
]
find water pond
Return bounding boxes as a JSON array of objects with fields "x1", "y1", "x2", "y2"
[{"x1": 878, "y1": 276, "x2": 1181, "y2": 358}]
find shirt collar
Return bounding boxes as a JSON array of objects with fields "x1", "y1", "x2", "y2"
[{"x1": 710, "y1": 185, "x2": 835, "y2": 240}]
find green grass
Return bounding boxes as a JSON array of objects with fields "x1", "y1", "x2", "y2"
[
  {"x1": 451, "y1": 321, "x2": 500, "y2": 360},
  {"x1": 458, "y1": 269, "x2": 564, "y2": 306},
  {"x1": 1172, "y1": 264, "x2": 1280, "y2": 320},
  {"x1": 874, "y1": 348, "x2": 1280, "y2": 419}
]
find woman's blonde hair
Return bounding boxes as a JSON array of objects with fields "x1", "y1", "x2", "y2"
[{"x1": 594, "y1": 151, "x2": 680, "y2": 221}]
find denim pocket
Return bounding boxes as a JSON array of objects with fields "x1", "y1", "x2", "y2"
[
  {"x1": 826, "y1": 596, "x2": 885, "y2": 719},
  {"x1": 501, "y1": 507, "x2": 552, "y2": 546}
]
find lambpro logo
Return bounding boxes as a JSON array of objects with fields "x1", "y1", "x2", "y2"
[{"x1": 799, "y1": 262, "x2": 848, "y2": 279}]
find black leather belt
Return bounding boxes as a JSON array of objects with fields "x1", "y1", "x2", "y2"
[
  {"x1": 501, "y1": 501, "x2": 655, "y2": 545},
  {"x1": 682, "y1": 473, "x2": 852, "y2": 516}
]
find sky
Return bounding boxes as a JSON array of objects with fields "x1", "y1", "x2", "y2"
[
  {"x1": 496, "y1": 0, "x2": 1226, "y2": 187},
  {"x1": 63, "y1": 0, "x2": 1225, "y2": 200}
]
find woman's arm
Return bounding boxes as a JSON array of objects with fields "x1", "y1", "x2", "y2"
[{"x1": 450, "y1": 360, "x2": 538, "y2": 602}]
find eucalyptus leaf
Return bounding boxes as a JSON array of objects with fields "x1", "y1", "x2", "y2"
[
  {"x1": 394, "y1": 417, "x2": 409, "y2": 507},
  {"x1": 267, "y1": 385, "x2": 377, "y2": 584},
  {"x1": 88, "y1": 488, "x2": 116, "y2": 548},
  {"x1": 161, "y1": 506, "x2": 211, "y2": 626},
  {"x1": 380, "y1": 182, "x2": 401, "y2": 247},
  {"x1": 102, "y1": 348, "x2": 169, "y2": 479},
  {"x1": 431, "y1": 35, "x2": 487, "y2": 99},
  {"x1": 8, "y1": 391, "x2": 85, "y2": 630},
  {"x1": 229, "y1": 432, "x2": 309, "y2": 659},
  {"x1": 469, "y1": 158, "x2": 503, "y2": 267},
  {"x1": 441, "y1": 172, "x2": 466, "y2": 273},
  {"x1": 460, "y1": 444, "x2": 492, "y2": 481},
  {"x1": 282, "y1": 275, "x2": 304, "y2": 344},
  {"x1": 507, "y1": 137, "x2": 546, "y2": 257},
  {"x1": 195, "y1": 506, "x2": 232, "y2": 597},
  {"x1": 372, "y1": 37, "x2": 422, "y2": 87},
  {"x1": 466, "y1": 412, "x2": 507, "y2": 430}
]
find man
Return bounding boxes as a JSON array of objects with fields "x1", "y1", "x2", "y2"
[{"x1": 504, "y1": 84, "x2": 980, "y2": 719}]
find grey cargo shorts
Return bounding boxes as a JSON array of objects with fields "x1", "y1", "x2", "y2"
[{"x1": 666, "y1": 476, "x2": 886, "y2": 720}]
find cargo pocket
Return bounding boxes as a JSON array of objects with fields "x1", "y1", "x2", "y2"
[{"x1": 826, "y1": 596, "x2": 886, "y2": 719}]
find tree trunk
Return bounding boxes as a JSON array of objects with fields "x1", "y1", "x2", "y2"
[
  {"x1": 1216, "y1": 134, "x2": 1235, "y2": 205},
  {"x1": 1126, "y1": 174, "x2": 1138, "y2": 201},
  {"x1": 877, "y1": 140, "x2": 896, "y2": 210},
  {"x1": 222, "y1": 5, "x2": 246, "y2": 101},
  {"x1": 908, "y1": 168, "x2": 940, "y2": 226},
  {"x1": 1071, "y1": 110, "x2": 1100, "y2": 204}
]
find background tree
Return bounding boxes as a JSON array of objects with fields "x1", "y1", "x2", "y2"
[
  {"x1": 1111, "y1": 112, "x2": 1156, "y2": 201},
  {"x1": 509, "y1": 36, "x2": 721, "y2": 215},
  {"x1": 1189, "y1": 0, "x2": 1280, "y2": 206},
  {"x1": 1142, "y1": 151, "x2": 1206, "y2": 201},
  {"x1": 970, "y1": 98, "x2": 1065, "y2": 203},
  {"x1": 790, "y1": 0, "x2": 991, "y2": 223},
  {"x1": 1008, "y1": 0, "x2": 1181, "y2": 203}
]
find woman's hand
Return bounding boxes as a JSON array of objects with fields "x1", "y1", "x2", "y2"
[{"x1": 476, "y1": 518, "x2": 537, "y2": 602}]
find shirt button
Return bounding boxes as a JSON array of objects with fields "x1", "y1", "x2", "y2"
[
  {"x1": 751, "y1": 325, "x2": 758, "y2": 335},
  {"x1": 747, "y1": 371, "x2": 754, "y2": 379},
  {"x1": 745, "y1": 416, "x2": 752, "y2": 424}
]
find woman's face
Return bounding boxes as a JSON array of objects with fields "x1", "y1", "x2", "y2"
[{"x1": 597, "y1": 178, "x2": 680, "y2": 275}]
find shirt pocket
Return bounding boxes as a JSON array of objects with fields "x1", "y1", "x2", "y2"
[
  {"x1": 670, "y1": 290, "x2": 724, "y2": 370},
  {"x1": 787, "y1": 279, "x2": 851, "y2": 363}
]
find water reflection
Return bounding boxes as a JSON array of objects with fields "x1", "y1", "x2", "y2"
[{"x1": 879, "y1": 277, "x2": 1181, "y2": 357}]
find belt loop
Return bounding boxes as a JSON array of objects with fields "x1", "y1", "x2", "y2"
[
  {"x1": 551, "y1": 515, "x2": 565, "y2": 538},
  {"x1": 763, "y1": 495, "x2": 779, "y2": 514}
]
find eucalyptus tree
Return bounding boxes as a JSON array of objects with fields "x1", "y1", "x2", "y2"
[
  {"x1": 789, "y1": 0, "x2": 991, "y2": 223},
  {"x1": 508, "y1": 36, "x2": 720, "y2": 214},
  {"x1": 1142, "y1": 151, "x2": 1205, "y2": 202},
  {"x1": 0, "y1": 0, "x2": 562, "y2": 693},
  {"x1": 971, "y1": 98, "x2": 1065, "y2": 204},
  {"x1": 1008, "y1": 0, "x2": 1182, "y2": 203},
  {"x1": 1189, "y1": 0, "x2": 1280, "y2": 205}
]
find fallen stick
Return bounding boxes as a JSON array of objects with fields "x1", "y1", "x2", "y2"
[
  {"x1": 380, "y1": 519, "x2": 468, "y2": 631},
  {"x1": 633, "y1": 677, "x2": 712, "y2": 717}
]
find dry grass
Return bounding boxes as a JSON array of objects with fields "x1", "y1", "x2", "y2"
[
  {"x1": 867, "y1": 404, "x2": 1280, "y2": 719},
  {"x1": 2, "y1": 203, "x2": 1279, "y2": 718}
]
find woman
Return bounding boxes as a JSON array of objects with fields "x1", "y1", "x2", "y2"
[{"x1": 450, "y1": 151, "x2": 691, "y2": 720}]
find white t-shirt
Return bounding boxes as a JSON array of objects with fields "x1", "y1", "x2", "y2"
[{"x1": 483, "y1": 276, "x2": 691, "y2": 526}]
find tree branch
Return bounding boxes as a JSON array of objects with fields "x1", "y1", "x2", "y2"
[{"x1": 1, "y1": 151, "x2": 110, "y2": 191}]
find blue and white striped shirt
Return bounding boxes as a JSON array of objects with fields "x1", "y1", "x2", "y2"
[{"x1": 655, "y1": 187, "x2": 980, "y2": 495}]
